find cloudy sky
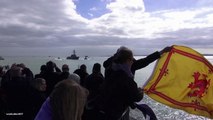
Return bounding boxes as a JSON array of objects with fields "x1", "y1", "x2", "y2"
[{"x1": 0, "y1": 0, "x2": 213, "y2": 57}]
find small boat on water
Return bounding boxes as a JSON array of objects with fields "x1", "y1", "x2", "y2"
[
  {"x1": 84, "y1": 56, "x2": 89, "y2": 60},
  {"x1": 66, "y1": 50, "x2": 79, "y2": 60},
  {"x1": 0, "y1": 56, "x2": 4, "y2": 60},
  {"x1": 55, "y1": 57, "x2": 63, "y2": 61}
]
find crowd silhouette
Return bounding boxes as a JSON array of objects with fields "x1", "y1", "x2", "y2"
[{"x1": 0, "y1": 46, "x2": 171, "y2": 120}]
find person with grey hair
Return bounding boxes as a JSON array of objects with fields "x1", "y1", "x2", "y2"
[
  {"x1": 105, "y1": 47, "x2": 142, "y2": 119},
  {"x1": 91, "y1": 47, "x2": 144, "y2": 120},
  {"x1": 67, "y1": 73, "x2": 80, "y2": 84},
  {"x1": 101, "y1": 46, "x2": 172, "y2": 120}
]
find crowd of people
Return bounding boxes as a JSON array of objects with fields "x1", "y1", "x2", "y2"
[{"x1": 0, "y1": 46, "x2": 171, "y2": 120}]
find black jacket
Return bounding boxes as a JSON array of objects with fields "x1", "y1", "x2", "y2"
[
  {"x1": 103, "y1": 51, "x2": 160, "y2": 75},
  {"x1": 85, "y1": 72, "x2": 104, "y2": 100},
  {"x1": 100, "y1": 69, "x2": 143, "y2": 120}
]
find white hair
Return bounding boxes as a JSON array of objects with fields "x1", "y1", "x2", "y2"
[
  {"x1": 67, "y1": 73, "x2": 80, "y2": 84},
  {"x1": 116, "y1": 46, "x2": 129, "y2": 53}
]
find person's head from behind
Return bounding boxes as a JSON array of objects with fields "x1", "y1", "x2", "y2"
[
  {"x1": 114, "y1": 46, "x2": 134, "y2": 67},
  {"x1": 92, "y1": 63, "x2": 101, "y2": 74},
  {"x1": 50, "y1": 80, "x2": 88, "y2": 120},
  {"x1": 80, "y1": 64, "x2": 87, "y2": 72},
  {"x1": 62, "y1": 64, "x2": 69, "y2": 72},
  {"x1": 46, "y1": 61, "x2": 55, "y2": 72},
  {"x1": 68, "y1": 73, "x2": 80, "y2": 84},
  {"x1": 32, "y1": 78, "x2": 47, "y2": 92},
  {"x1": 40, "y1": 65, "x2": 47, "y2": 73},
  {"x1": 17, "y1": 63, "x2": 26, "y2": 69},
  {"x1": 116, "y1": 46, "x2": 129, "y2": 53},
  {"x1": 10, "y1": 66, "x2": 23, "y2": 78}
]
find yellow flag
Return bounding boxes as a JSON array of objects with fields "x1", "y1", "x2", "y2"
[{"x1": 143, "y1": 45, "x2": 213, "y2": 118}]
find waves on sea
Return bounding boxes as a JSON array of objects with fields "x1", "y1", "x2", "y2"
[{"x1": 130, "y1": 94, "x2": 211, "y2": 120}]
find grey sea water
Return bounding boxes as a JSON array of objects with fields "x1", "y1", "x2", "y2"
[{"x1": 0, "y1": 56, "x2": 213, "y2": 120}]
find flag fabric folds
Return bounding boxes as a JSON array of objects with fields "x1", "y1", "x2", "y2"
[{"x1": 143, "y1": 45, "x2": 213, "y2": 119}]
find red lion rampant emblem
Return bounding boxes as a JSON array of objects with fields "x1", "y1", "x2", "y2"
[{"x1": 188, "y1": 72, "x2": 210, "y2": 98}]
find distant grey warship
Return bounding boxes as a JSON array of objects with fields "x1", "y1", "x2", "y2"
[{"x1": 66, "y1": 50, "x2": 79, "y2": 60}]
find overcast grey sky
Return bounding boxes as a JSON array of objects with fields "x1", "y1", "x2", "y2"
[{"x1": 0, "y1": 0, "x2": 213, "y2": 57}]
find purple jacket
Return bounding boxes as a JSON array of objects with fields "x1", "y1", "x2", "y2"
[{"x1": 34, "y1": 97, "x2": 52, "y2": 120}]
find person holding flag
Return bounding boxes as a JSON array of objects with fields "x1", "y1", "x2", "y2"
[
  {"x1": 103, "y1": 46, "x2": 172, "y2": 76},
  {"x1": 100, "y1": 46, "x2": 171, "y2": 120}
]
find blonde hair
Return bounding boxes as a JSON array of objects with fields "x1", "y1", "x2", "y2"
[{"x1": 50, "y1": 80, "x2": 88, "y2": 120}]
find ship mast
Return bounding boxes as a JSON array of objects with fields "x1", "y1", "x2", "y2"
[{"x1": 73, "y1": 50, "x2": 76, "y2": 55}]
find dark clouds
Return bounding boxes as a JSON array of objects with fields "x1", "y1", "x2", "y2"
[{"x1": 0, "y1": 0, "x2": 213, "y2": 56}]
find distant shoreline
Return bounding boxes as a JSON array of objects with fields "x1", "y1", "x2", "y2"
[
  {"x1": 202, "y1": 54, "x2": 213, "y2": 56},
  {"x1": 0, "y1": 54, "x2": 213, "y2": 58}
]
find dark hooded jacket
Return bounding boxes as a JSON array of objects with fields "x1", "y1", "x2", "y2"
[{"x1": 99, "y1": 63, "x2": 143, "y2": 120}]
